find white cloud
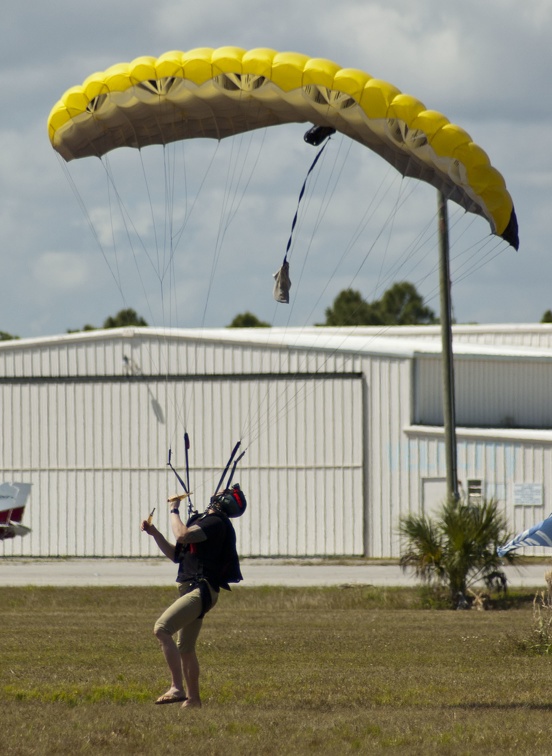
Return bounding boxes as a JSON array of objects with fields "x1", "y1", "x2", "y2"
[
  {"x1": 1, "y1": 0, "x2": 551, "y2": 336},
  {"x1": 33, "y1": 251, "x2": 91, "y2": 290}
]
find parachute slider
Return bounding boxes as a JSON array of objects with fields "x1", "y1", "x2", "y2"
[{"x1": 168, "y1": 492, "x2": 193, "y2": 503}]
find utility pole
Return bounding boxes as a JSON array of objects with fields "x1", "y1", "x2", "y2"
[{"x1": 437, "y1": 191, "x2": 459, "y2": 501}]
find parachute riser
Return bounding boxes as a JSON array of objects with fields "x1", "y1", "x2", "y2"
[
  {"x1": 167, "y1": 436, "x2": 196, "y2": 517},
  {"x1": 214, "y1": 442, "x2": 246, "y2": 498}
]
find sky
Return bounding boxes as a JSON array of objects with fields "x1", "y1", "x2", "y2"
[{"x1": 2, "y1": 0, "x2": 552, "y2": 338}]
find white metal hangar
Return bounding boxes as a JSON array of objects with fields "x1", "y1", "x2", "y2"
[{"x1": 1, "y1": 325, "x2": 552, "y2": 559}]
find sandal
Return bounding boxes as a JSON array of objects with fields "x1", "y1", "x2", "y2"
[{"x1": 155, "y1": 693, "x2": 187, "y2": 705}]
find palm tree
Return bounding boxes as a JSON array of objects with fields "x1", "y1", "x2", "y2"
[{"x1": 399, "y1": 497, "x2": 519, "y2": 607}]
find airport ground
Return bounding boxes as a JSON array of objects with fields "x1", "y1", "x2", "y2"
[{"x1": 1, "y1": 556, "x2": 550, "y2": 588}]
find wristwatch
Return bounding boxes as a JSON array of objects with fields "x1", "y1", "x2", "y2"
[{"x1": 170, "y1": 508, "x2": 180, "y2": 515}]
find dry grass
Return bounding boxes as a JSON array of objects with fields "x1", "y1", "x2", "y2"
[{"x1": 1, "y1": 585, "x2": 552, "y2": 755}]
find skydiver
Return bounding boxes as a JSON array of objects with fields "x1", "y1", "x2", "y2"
[{"x1": 141, "y1": 485, "x2": 246, "y2": 709}]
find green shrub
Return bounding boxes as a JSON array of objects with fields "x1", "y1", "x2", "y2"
[{"x1": 399, "y1": 497, "x2": 519, "y2": 608}]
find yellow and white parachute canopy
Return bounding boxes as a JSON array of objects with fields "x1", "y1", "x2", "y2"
[{"x1": 47, "y1": 46, "x2": 518, "y2": 249}]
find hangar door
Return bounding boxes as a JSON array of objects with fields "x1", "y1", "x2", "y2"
[{"x1": 1, "y1": 372, "x2": 365, "y2": 557}]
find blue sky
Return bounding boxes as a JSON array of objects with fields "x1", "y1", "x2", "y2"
[{"x1": 2, "y1": 0, "x2": 551, "y2": 337}]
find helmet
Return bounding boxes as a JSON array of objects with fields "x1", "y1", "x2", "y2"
[{"x1": 211, "y1": 483, "x2": 247, "y2": 518}]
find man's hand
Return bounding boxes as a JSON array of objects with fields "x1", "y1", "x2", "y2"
[{"x1": 141, "y1": 519, "x2": 155, "y2": 535}]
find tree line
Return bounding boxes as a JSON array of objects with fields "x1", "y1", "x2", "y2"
[{"x1": 3, "y1": 282, "x2": 552, "y2": 339}]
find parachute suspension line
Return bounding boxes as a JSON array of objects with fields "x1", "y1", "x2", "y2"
[
  {"x1": 370, "y1": 177, "x2": 413, "y2": 300},
  {"x1": 447, "y1": 235, "x2": 507, "y2": 288},
  {"x1": 105, "y1": 153, "x2": 191, "y2": 466},
  {"x1": 171, "y1": 141, "x2": 220, "y2": 253},
  {"x1": 158, "y1": 143, "x2": 199, "y2": 460},
  {"x1": 163, "y1": 132, "x2": 264, "y2": 479},
  {"x1": 165, "y1": 133, "x2": 264, "y2": 484},
  {"x1": 200, "y1": 130, "x2": 267, "y2": 329},
  {"x1": 100, "y1": 156, "x2": 161, "y2": 328},
  {"x1": 384, "y1": 200, "x2": 439, "y2": 288},
  {"x1": 137, "y1": 146, "x2": 182, "y2": 336},
  {"x1": 158, "y1": 143, "x2": 196, "y2": 502},
  {"x1": 163, "y1": 144, "x2": 190, "y2": 445},
  {"x1": 296, "y1": 174, "x2": 430, "y2": 340},
  {"x1": 63, "y1": 151, "x2": 190, "y2": 481},
  {"x1": 240, "y1": 130, "x2": 336, "y2": 442},
  {"x1": 58, "y1": 156, "x2": 127, "y2": 303},
  {"x1": 192, "y1": 137, "x2": 266, "y2": 470},
  {"x1": 239, "y1": 134, "x2": 347, "y2": 444},
  {"x1": 246, "y1": 154, "x2": 446, "y2": 452},
  {"x1": 410, "y1": 208, "x2": 506, "y2": 312},
  {"x1": 221, "y1": 129, "x2": 267, "y2": 233},
  {"x1": 104, "y1": 168, "x2": 126, "y2": 300},
  {"x1": 103, "y1": 153, "x2": 186, "y2": 447},
  {"x1": 200, "y1": 139, "x2": 240, "y2": 326},
  {"x1": 136, "y1": 146, "x2": 176, "y2": 409},
  {"x1": 253, "y1": 195, "x2": 503, "y2": 441},
  {"x1": 387, "y1": 204, "x2": 454, "y2": 306},
  {"x1": 242, "y1": 138, "x2": 400, "y2": 448},
  {"x1": 353, "y1": 179, "x2": 404, "y2": 282},
  {"x1": 445, "y1": 209, "x2": 508, "y2": 285},
  {"x1": 243, "y1": 170, "x2": 426, "y2": 449},
  {"x1": 165, "y1": 130, "x2": 266, "y2": 485},
  {"x1": 138, "y1": 149, "x2": 163, "y2": 289},
  {"x1": 288, "y1": 162, "x2": 403, "y2": 338},
  {"x1": 239, "y1": 129, "x2": 345, "y2": 444}
]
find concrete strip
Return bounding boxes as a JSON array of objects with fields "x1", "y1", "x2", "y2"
[{"x1": 1, "y1": 558, "x2": 551, "y2": 588}]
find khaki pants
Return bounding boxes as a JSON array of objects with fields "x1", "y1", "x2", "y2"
[{"x1": 154, "y1": 581, "x2": 219, "y2": 653}]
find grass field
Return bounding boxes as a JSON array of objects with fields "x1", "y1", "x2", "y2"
[{"x1": 2, "y1": 584, "x2": 552, "y2": 755}]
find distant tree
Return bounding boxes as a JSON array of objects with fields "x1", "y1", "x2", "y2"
[
  {"x1": 227, "y1": 311, "x2": 270, "y2": 328},
  {"x1": 66, "y1": 324, "x2": 96, "y2": 333},
  {"x1": 323, "y1": 289, "x2": 382, "y2": 326},
  {"x1": 541, "y1": 310, "x2": 552, "y2": 323},
  {"x1": 0, "y1": 330, "x2": 19, "y2": 341},
  {"x1": 103, "y1": 308, "x2": 148, "y2": 329},
  {"x1": 321, "y1": 282, "x2": 437, "y2": 326},
  {"x1": 68, "y1": 308, "x2": 148, "y2": 333},
  {"x1": 377, "y1": 282, "x2": 437, "y2": 325}
]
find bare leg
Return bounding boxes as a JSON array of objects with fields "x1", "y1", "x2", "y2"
[
  {"x1": 154, "y1": 628, "x2": 185, "y2": 698},
  {"x1": 180, "y1": 650, "x2": 201, "y2": 708}
]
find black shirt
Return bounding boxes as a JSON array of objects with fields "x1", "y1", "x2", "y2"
[{"x1": 173, "y1": 513, "x2": 228, "y2": 589}]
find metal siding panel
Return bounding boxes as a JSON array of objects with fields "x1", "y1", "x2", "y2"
[
  {"x1": 416, "y1": 356, "x2": 552, "y2": 429},
  {"x1": 370, "y1": 357, "x2": 407, "y2": 558},
  {"x1": 404, "y1": 429, "x2": 552, "y2": 560},
  {"x1": 8, "y1": 374, "x2": 363, "y2": 558}
]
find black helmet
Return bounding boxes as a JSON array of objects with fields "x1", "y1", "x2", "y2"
[{"x1": 211, "y1": 483, "x2": 247, "y2": 518}]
